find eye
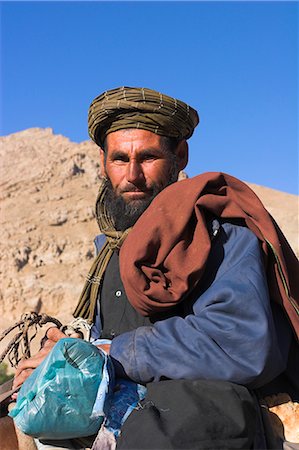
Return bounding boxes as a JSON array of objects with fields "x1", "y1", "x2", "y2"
[
  {"x1": 111, "y1": 153, "x2": 129, "y2": 163},
  {"x1": 141, "y1": 152, "x2": 159, "y2": 162},
  {"x1": 114, "y1": 156, "x2": 127, "y2": 162}
]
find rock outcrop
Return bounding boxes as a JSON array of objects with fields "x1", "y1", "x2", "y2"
[{"x1": 0, "y1": 128, "x2": 101, "y2": 330}]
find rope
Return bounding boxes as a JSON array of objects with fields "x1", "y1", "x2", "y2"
[{"x1": 0, "y1": 312, "x2": 91, "y2": 368}]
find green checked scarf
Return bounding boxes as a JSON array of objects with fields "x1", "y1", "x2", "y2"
[
  {"x1": 73, "y1": 179, "x2": 131, "y2": 324},
  {"x1": 88, "y1": 86, "x2": 199, "y2": 148}
]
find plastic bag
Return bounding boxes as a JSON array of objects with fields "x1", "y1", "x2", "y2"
[
  {"x1": 9, "y1": 338, "x2": 114, "y2": 440},
  {"x1": 105, "y1": 379, "x2": 147, "y2": 437}
]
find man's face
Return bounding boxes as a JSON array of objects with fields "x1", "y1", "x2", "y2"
[{"x1": 99, "y1": 129, "x2": 187, "y2": 229}]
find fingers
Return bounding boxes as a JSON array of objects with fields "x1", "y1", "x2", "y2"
[
  {"x1": 46, "y1": 327, "x2": 67, "y2": 342},
  {"x1": 68, "y1": 331, "x2": 83, "y2": 339},
  {"x1": 40, "y1": 326, "x2": 68, "y2": 348},
  {"x1": 13, "y1": 346, "x2": 53, "y2": 389},
  {"x1": 13, "y1": 368, "x2": 34, "y2": 390},
  {"x1": 15, "y1": 328, "x2": 68, "y2": 379},
  {"x1": 13, "y1": 338, "x2": 57, "y2": 384},
  {"x1": 47, "y1": 325, "x2": 84, "y2": 340},
  {"x1": 15, "y1": 341, "x2": 55, "y2": 378},
  {"x1": 12, "y1": 327, "x2": 75, "y2": 391}
]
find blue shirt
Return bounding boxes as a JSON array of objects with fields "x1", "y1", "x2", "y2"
[{"x1": 92, "y1": 221, "x2": 289, "y2": 389}]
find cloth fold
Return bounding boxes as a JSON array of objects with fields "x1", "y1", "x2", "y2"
[
  {"x1": 119, "y1": 172, "x2": 299, "y2": 338},
  {"x1": 88, "y1": 86, "x2": 199, "y2": 148}
]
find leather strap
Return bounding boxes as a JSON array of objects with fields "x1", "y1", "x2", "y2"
[{"x1": 0, "y1": 379, "x2": 18, "y2": 404}]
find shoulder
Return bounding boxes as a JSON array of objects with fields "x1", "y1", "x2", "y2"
[
  {"x1": 218, "y1": 219, "x2": 262, "y2": 256},
  {"x1": 203, "y1": 219, "x2": 265, "y2": 284}
]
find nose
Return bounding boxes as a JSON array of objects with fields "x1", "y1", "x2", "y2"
[{"x1": 126, "y1": 160, "x2": 144, "y2": 184}]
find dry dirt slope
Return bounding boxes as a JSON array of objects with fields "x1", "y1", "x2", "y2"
[{"x1": 0, "y1": 128, "x2": 298, "y2": 334}]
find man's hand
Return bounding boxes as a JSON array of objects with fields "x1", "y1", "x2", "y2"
[{"x1": 12, "y1": 327, "x2": 67, "y2": 391}]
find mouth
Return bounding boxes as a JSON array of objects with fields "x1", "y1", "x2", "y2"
[{"x1": 122, "y1": 190, "x2": 149, "y2": 200}]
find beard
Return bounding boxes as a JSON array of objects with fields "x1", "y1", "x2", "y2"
[{"x1": 103, "y1": 160, "x2": 179, "y2": 231}]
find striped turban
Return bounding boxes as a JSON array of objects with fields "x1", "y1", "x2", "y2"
[{"x1": 88, "y1": 86, "x2": 199, "y2": 148}]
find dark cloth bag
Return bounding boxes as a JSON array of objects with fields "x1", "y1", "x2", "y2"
[{"x1": 116, "y1": 379, "x2": 257, "y2": 450}]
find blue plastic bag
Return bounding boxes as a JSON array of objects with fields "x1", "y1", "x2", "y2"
[
  {"x1": 9, "y1": 338, "x2": 114, "y2": 440},
  {"x1": 105, "y1": 379, "x2": 147, "y2": 437}
]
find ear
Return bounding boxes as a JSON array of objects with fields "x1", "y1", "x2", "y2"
[
  {"x1": 175, "y1": 140, "x2": 188, "y2": 171},
  {"x1": 99, "y1": 148, "x2": 107, "y2": 177}
]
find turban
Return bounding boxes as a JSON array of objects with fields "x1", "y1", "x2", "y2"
[{"x1": 88, "y1": 86, "x2": 199, "y2": 148}]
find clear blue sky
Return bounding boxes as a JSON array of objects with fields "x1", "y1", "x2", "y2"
[{"x1": 1, "y1": 1, "x2": 298, "y2": 194}]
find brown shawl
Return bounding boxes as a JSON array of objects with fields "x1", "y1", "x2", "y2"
[{"x1": 119, "y1": 172, "x2": 299, "y2": 339}]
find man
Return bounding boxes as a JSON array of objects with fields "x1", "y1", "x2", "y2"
[{"x1": 13, "y1": 87, "x2": 299, "y2": 449}]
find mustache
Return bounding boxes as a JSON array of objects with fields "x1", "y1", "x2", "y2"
[
  {"x1": 119, "y1": 185, "x2": 152, "y2": 194},
  {"x1": 103, "y1": 179, "x2": 155, "y2": 231}
]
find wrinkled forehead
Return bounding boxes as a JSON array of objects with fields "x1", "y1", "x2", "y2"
[{"x1": 104, "y1": 128, "x2": 164, "y2": 150}]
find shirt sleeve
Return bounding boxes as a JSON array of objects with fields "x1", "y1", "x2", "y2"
[{"x1": 110, "y1": 223, "x2": 286, "y2": 388}]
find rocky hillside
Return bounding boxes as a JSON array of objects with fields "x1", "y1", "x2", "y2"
[
  {"x1": 0, "y1": 128, "x2": 101, "y2": 331},
  {"x1": 0, "y1": 128, "x2": 298, "y2": 337}
]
